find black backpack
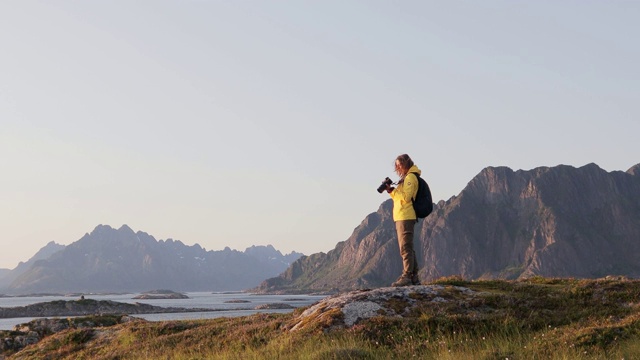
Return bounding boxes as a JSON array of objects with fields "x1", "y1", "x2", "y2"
[{"x1": 411, "y1": 172, "x2": 433, "y2": 219}]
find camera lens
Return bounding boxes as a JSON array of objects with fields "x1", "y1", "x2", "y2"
[{"x1": 376, "y1": 178, "x2": 391, "y2": 193}]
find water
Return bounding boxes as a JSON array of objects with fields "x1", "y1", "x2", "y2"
[{"x1": 0, "y1": 292, "x2": 326, "y2": 330}]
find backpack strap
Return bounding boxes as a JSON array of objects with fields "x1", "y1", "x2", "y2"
[{"x1": 409, "y1": 172, "x2": 420, "y2": 201}]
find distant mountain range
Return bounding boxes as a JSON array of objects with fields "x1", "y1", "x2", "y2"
[
  {"x1": 0, "y1": 225, "x2": 303, "y2": 294},
  {"x1": 257, "y1": 162, "x2": 640, "y2": 293},
  {"x1": 4, "y1": 162, "x2": 639, "y2": 296},
  {"x1": 0, "y1": 241, "x2": 65, "y2": 290}
]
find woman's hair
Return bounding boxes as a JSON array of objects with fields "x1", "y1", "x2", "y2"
[{"x1": 395, "y1": 154, "x2": 414, "y2": 177}]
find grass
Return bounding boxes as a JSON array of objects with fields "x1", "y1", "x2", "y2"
[{"x1": 5, "y1": 277, "x2": 640, "y2": 359}]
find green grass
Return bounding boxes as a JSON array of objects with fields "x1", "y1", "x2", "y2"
[{"x1": 6, "y1": 277, "x2": 640, "y2": 359}]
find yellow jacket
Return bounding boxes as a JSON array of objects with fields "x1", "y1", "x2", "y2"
[{"x1": 389, "y1": 165, "x2": 421, "y2": 221}]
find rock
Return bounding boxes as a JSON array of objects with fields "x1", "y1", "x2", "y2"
[
  {"x1": 133, "y1": 290, "x2": 189, "y2": 299},
  {"x1": 254, "y1": 303, "x2": 294, "y2": 310},
  {"x1": 0, "y1": 299, "x2": 214, "y2": 319},
  {"x1": 288, "y1": 285, "x2": 476, "y2": 331},
  {"x1": 1, "y1": 315, "x2": 141, "y2": 355}
]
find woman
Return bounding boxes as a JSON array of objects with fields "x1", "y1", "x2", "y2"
[{"x1": 385, "y1": 154, "x2": 421, "y2": 286}]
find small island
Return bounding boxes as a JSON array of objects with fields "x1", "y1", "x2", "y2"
[
  {"x1": 0, "y1": 298, "x2": 208, "y2": 319},
  {"x1": 254, "y1": 303, "x2": 294, "y2": 310},
  {"x1": 132, "y1": 290, "x2": 189, "y2": 300}
]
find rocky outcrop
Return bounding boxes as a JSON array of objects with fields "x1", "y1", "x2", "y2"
[
  {"x1": 286, "y1": 277, "x2": 640, "y2": 336},
  {"x1": 0, "y1": 315, "x2": 139, "y2": 356},
  {"x1": 0, "y1": 299, "x2": 213, "y2": 318},
  {"x1": 132, "y1": 290, "x2": 189, "y2": 299},
  {"x1": 258, "y1": 163, "x2": 640, "y2": 293},
  {"x1": 254, "y1": 303, "x2": 294, "y2": 310},
  {"x1": 288, "y1": 285, "x2": 476, "y2": 331}
]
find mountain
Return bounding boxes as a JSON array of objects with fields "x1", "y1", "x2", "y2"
[
  {"x1": 4, "y1": 225, "x2": 302, "y2": 294},
  {"x1": 243, "y1": 245, "x2": 304, "y2": 274},
  {"x1": 0, "y1": 241, "x2": 65, "y2": 290},
  {"x1": 257, "y1": 163, "x2": 640, "y2": 293},
  {"x1": 0, "y1": 269, "x2": 9, "y2": 282}
]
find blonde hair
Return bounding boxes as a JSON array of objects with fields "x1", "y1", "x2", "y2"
[{"x1": 395, "y1": 154, "x2": 414, "y2": 177}]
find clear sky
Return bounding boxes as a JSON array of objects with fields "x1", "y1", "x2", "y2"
[{"x1": 1, "y1": 1, "x2": 638, "y2": 269}]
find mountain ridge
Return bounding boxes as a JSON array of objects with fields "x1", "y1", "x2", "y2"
[
  {"x1": 0, "y1": 241, "x2": 65, "y2": 290},
  {"x1": 257, "y1": 162, "x2": 640, "y2": 293},
  {"x1": 2, "y1": 225, "x2": 303, "y2": 294}
]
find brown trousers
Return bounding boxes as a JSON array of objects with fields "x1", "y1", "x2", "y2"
[{"x1": 395, "y1": 220, "x2": 418, "y2": 276}]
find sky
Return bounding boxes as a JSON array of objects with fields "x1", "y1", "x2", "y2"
[{"x1": 1, "y1": 1, "x2": 638, "y2": 269}]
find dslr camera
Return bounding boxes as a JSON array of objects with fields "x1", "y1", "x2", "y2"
[{"x1": 376, "y1": 177, "x2": 393, "y2": 193}]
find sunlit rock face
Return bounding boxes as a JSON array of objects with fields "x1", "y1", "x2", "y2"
[{"x1": 259, "y1": 163, "x2": 640, "y2": 293}]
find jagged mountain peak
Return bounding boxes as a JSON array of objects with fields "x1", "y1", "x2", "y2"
[
  {"x1": 88, "y1": 224, "x2": 113, "y2": 235},
  {"x1": 461, "y1": 163, "x2": 620, "y2": 205},
  {"x1": 76, "y1": 225, "x2": 147, "y2": 251},
  {"x1": 257, "y1": 162, "x2": 640, "y2": 293},
  {"x1": 4, "y1": 226, "x2": 303, "y2": 294},
  {"x1": 88, "y1": 224, "x2": 136, "y2": 236},
  {"x1": 118, "y1": 224, "x2": 135, "y2": 234},
  {"x1": 245, "y1": 244, "x2": 278, "y2": 253},
  {"x1": 465, "y1": 166, "x2": 518, "y2": 197},
  {"x1": 30, "y1": 241, "x2": 64, "y2": 260},
  {"x1": 628, "y1": 163, "x2": 640, "y2": 176}
]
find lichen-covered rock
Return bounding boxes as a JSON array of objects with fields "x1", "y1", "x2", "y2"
[
  {"x1": 0, "y1": 315, "x2": 144, "y2": 357},
  {"x1": 288, "y1": 285, "x2": 476, "y2": 331}
]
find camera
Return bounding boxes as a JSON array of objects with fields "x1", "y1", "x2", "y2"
[{"x1": 377, "y1": 177, "x2": 393, "y2": 193}]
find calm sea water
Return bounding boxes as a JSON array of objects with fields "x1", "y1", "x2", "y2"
[{"x1": 0, "y1": 292, "x2": 326, "y2": 330}]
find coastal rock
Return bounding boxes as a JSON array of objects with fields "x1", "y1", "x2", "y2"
[
  {"x1": 288, "y1": 285, "x2": 476, "y2": 331},
  {"x1": 1, "y1": 315, "x2": 139, "y2": 355},
  {"x1": 0, "y1": 299, "x2": 212, "y2": 319},
  {"x1": 254, "y1": 303, "x2": 294, "y2": 310},
  {"x1": 133, "y1": 290, "x2": 189, "y2": 299}
]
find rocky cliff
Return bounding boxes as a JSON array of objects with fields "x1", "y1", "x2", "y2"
[{"x1": 258, "y1": 163, "x2": 640, "y2": 293}]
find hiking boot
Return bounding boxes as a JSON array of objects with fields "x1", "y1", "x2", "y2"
[
  {"x1": 411, "y1": 273, "x2": 420, "y2": 285},
  {"x1": 392, "y1": 275, "x2": 412, "y2": 287}
]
